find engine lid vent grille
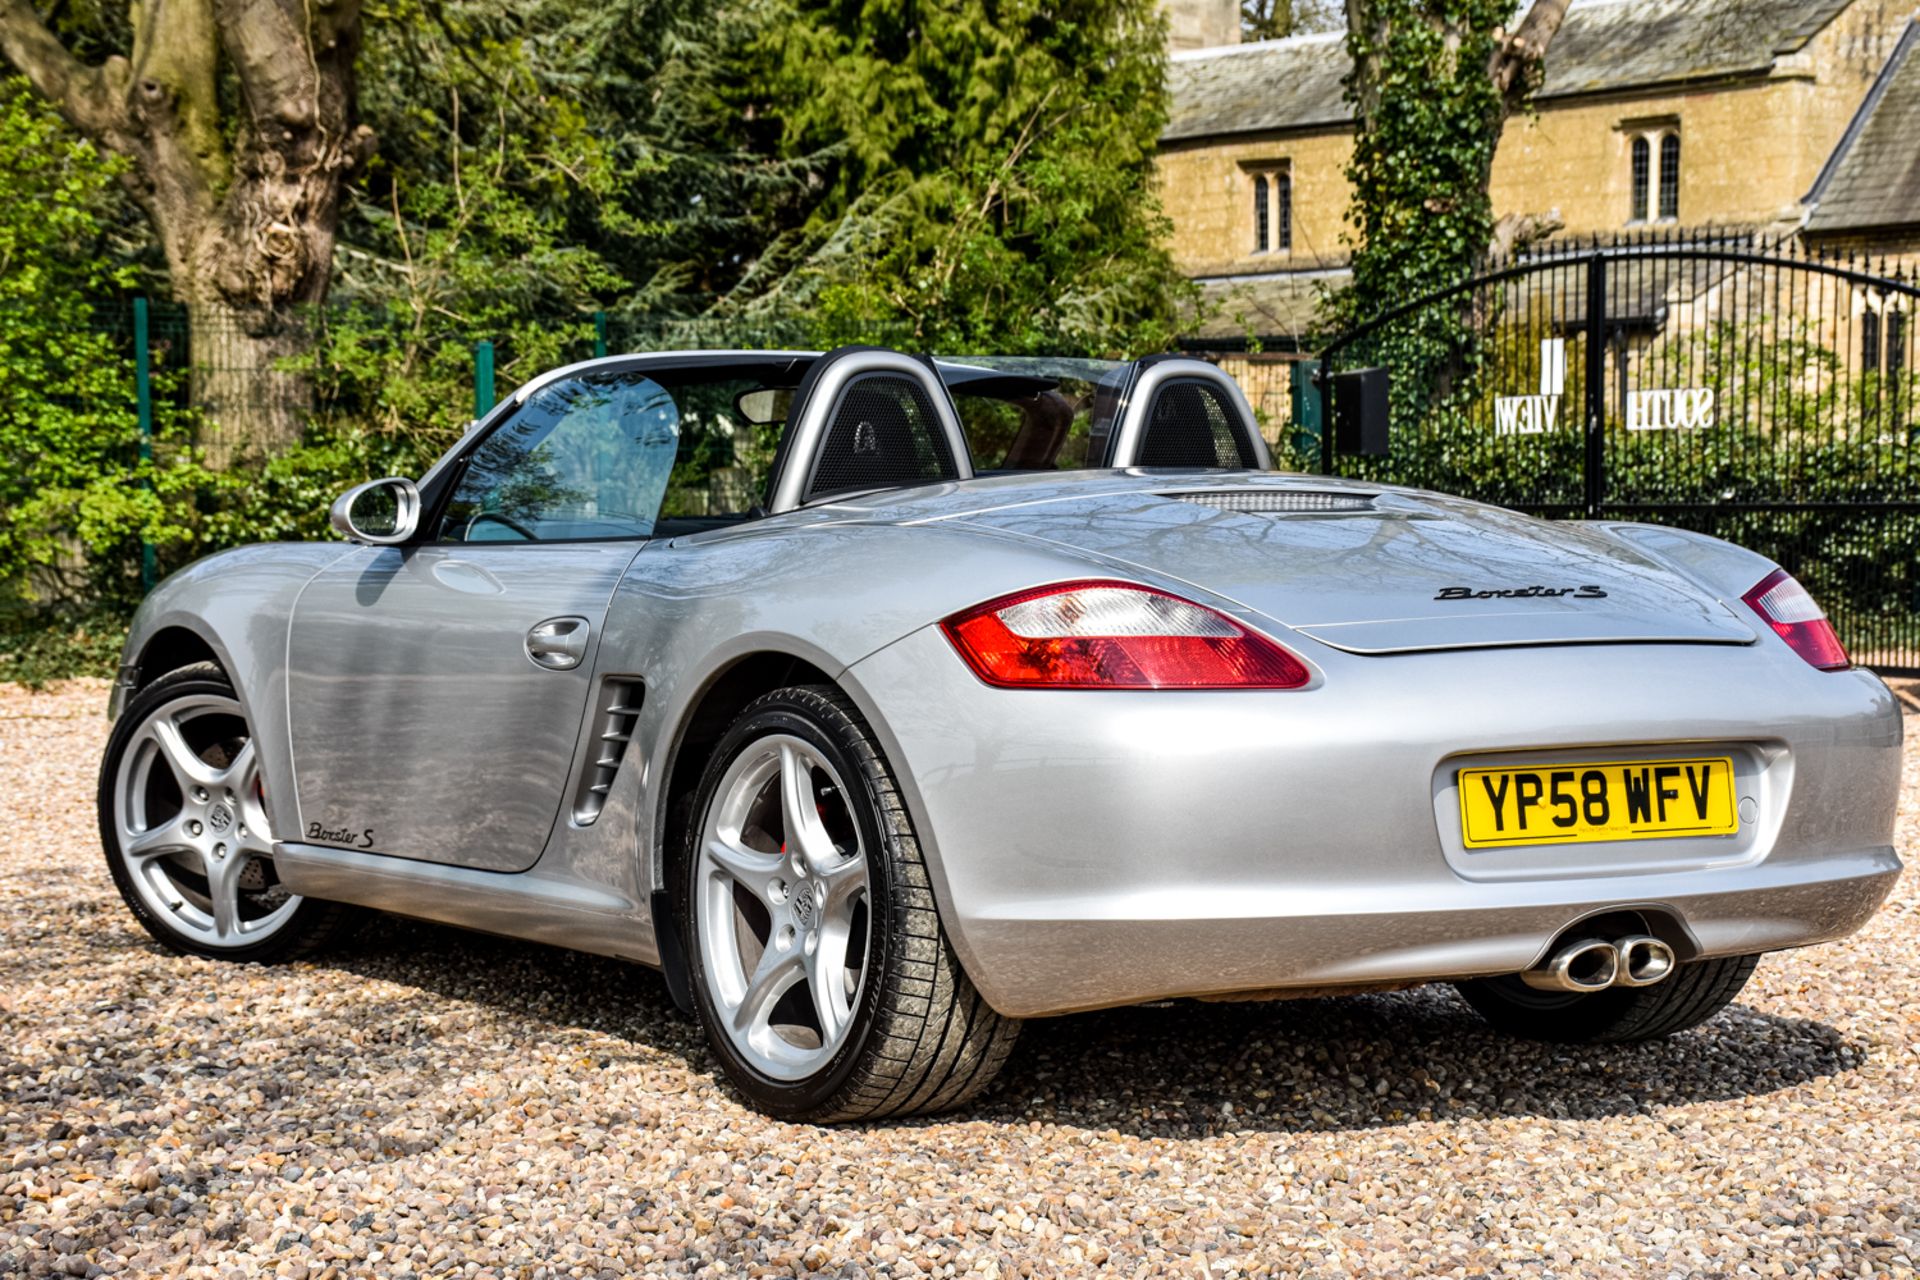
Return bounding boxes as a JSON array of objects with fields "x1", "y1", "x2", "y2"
[
  {"x1": 1166, "y1": 490, "x2": 1376, "y2": 515},
  {"x1": 574, "y1": 678, "x2": 644, "y2": 825}
]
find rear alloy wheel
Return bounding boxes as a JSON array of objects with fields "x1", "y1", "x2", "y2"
[
  {"x1": 683, "y1": 686, "x2": 1018, "y2": 1122},
  {"x1": 99, "y1": 662, "x2": 351, "y2": 962},
  {"x1": 1455, "y1": 953, "x2": 1760, "y2": 1043}
]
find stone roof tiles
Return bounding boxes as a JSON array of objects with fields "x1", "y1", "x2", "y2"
[
  {"x1": 1164, "y1": 33, "x2": 1349, "y2": 144},
  {"x1": 1806, "y1": 20, "x2": 1920, "y2": 234},
  {"x1": 1164, "y1": 0, "x2": 1858, "y2": 144}
]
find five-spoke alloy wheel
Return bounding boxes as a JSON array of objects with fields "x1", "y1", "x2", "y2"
[
  {"x1": 682, "y1": 686, "x2": 1019, "y2": 1122},
  {"x1": 697, "y1": 733, "x2": 873, "y2": 1079},
  {"x1": 100, "y1": 663, "x2": 350, "y2": 961}
]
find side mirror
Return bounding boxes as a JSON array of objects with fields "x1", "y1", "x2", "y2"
[{"x1": 329, "y1": 477, "x2": 421, "y2": 545}]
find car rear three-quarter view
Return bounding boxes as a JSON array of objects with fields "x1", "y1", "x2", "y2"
[{"x1": 97, "y1": 345, "x2": 1906, "y2": 1122}]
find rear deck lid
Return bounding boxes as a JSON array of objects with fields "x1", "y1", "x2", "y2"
[{"x1": 939, "y1": 482, "x2": 1757, "y2": 654}]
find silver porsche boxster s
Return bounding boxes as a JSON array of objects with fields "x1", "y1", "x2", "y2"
[{"x1": 99, "y1": 345, "x2": 1905, "y2": 1121}]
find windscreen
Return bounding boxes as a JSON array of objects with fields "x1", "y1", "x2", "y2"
[{"x1": 435, "y1": 366, "x2": 792, "y2": 542}]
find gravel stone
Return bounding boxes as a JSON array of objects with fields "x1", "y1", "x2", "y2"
[{"x1": 3, "y1": 677, "x2": 1917, "y2": 1277}]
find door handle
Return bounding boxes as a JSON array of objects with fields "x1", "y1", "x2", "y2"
[{"x1": 526, "y1": 616, "x2": 590, "y2": 670}]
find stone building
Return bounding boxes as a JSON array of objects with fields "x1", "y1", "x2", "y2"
[
  {"x1": 1805, "y1": 21, "x2": 1920, "y2": 261},
  {"x1": 1158, "y1": 0, "x2": 1919, "y2": 349}
]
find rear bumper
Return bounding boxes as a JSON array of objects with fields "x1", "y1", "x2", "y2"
[
  {"x1": 845, "y1": 629, "x2": 1906, "y2": 1018},
  {"x1": 945, "y1": 847, "x2": 1899, "y2": 1016}
]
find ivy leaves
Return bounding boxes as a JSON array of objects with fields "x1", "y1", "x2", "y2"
[{"x1": 1335, "y1": 0, "x2": 1517, "y2": 328}]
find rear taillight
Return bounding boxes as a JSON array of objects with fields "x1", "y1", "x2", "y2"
[
  {"x1": 939, "y1": 580, "x2": 1311, "y2": 689},
  {"x1": 1742, "y1": 569, "x2": 1849, "y2": 671}
]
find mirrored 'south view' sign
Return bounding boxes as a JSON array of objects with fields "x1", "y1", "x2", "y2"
[
  {"x1": 1626, "y1": 387, "x2": 1716, "y2": 431},
  {"x1": 1495, "y1": 339, "x2": 1716, "y2": 435},
  {"x1": 1494, "y1": 338, "x2": 1566, "y2": 436}
]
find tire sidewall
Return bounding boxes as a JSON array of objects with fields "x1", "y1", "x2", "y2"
[
  {"x1": 680, "y1": 692, "x2": 899, "y2": 1118},
  {"x1": 1456, "y1": 974, "x2": 1636, "y2": 1041},
  {"x1": 1456, "y1": 954, "x2": 1757, "y2": 1044},
  {"x1": 98, "y1": 664, "x2": 316, "y2": 963}
]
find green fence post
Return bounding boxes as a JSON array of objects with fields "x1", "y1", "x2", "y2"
[
  {"x1": 1288, "y1": 359, "x2": 1322, "y2": 467},
  {"x1": 474, "y1": 340, "x2": 495, "y2": 418},
  {"x1": 594, "y1": 311, "x2": 608, "y2": 359},
  {"x1": 134, "y1": 297, "x2": 157, "y2": 593}
]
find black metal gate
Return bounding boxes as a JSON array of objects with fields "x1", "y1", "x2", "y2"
[{"x1": 1311, "y1": 236, "x2": 1920, "y2": 675}]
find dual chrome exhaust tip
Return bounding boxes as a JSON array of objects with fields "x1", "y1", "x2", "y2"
[{"x1": 1520, "y1": 934, "x2": 1677, "y2": 993}]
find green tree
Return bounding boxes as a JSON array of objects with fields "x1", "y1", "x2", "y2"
[
  {"x1": 1333, "y1": 0, "x2": 1569, "y2": 326},
  {"x1": 710, "y1": 0, "x2": 1192, "y2": 355},
  {"x1": 0, "y1": 77, "x2": 203, "y2": 615},
  {"x1": 0, "y1": 0, "x2": 369, "y2": 465}
]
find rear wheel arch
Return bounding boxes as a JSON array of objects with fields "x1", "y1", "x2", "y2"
[
  {"x1": 650, "y1": 647, "x2": 998, "y2": 1016},
  {"x1": 651, "y1": 651, "x2": 842, "y2": 1003},
  {"x1": 675, "y1": 680, "x2": 1020, "y2": 1119}
]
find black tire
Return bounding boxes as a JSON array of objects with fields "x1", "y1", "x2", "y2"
[
  {"x1": 99, "y1": 661, "x2": 355, "y2": 963},
  {"x1": 679, "y1": 685, "x2": 1019, "y2": 1122},
  {"x1": 1454, "y1": 953, "x2": 1760, "y2": 1044}
]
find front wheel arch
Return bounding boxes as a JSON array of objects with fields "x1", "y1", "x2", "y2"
[
  {"x1": 99, "y1": 661, "x2": 354, "y2": 961},
  {"x1": 133, "y1": 625, "x2": 226, "y2": 691}
]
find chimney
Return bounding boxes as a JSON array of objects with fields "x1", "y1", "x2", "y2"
[{"x1": 1162, "y1": 0, "x2": 1240, "y2": 51}]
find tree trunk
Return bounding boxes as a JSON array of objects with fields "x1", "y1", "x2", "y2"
[
  {"x1": 187, "y1": 303, "x2": 310, "y2": 468},
  {"x1": 0, "y1": 0, "x2": 370, "y2": 467}
]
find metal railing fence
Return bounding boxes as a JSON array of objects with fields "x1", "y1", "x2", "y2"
[{"x1": 1312, "y1": 230, "x2": 1920, "y2": 674}]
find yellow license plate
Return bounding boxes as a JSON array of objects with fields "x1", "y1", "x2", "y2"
[{"x1": 1458, "y1": 756, "x2": 1738, "y2": 849}]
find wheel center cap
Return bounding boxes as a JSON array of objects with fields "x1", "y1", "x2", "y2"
[
  {"x1": 207, "y1": 804, "x2": 233, "y2": 835},
  {"x1": 793, "y1": 883, "x2": 818, "y2": 928}
]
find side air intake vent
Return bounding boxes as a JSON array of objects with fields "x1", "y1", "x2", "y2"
[
  {"x1": 574, "y1": 679, "x2": 644, "y2": 825},
  {"x1": 1168, "y1": 490, "x2": 1375, "y2": 514}
]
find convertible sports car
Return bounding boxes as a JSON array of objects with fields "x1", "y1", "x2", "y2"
[{"x1": 99, "y1": 345, "x2": 1905, "y2": 1121}]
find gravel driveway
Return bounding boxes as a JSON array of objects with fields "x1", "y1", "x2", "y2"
[{"x1": 3, "y1": 678, "x2": 1916, "y2": 1278}]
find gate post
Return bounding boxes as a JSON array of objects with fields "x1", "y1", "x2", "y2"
[
  {"x1": 1583, "y1": 253, "x2": 1607, "y2": 518},
  {"x1": 133, "y1": 297, "x2": 157, "y2": 594},
  {"x1": 1316, "y1": 352, "x2": 1335, "y2": 476},
  {"x1": 473, "y1": 340, "x2": 496, "y2": 418}
]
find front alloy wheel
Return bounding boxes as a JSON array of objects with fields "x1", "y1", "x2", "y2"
[
  {"x1": 99, "y1": 662, "x2": 350, "y2": 961},
  {"x1": 682, "y1": 686, "x2": 1019, "y2": 1122}
]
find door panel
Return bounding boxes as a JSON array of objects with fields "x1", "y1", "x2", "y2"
[{"x1": 286, "y1": 542, "x2": 641, "y2": 870}]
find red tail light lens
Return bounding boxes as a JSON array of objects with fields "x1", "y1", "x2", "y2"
[
  {"x1": 940, "y1": 580, "x2": 1311, "y2": 689},
  {"x1": 1742, "y1": 569, "x2": 1849, "y2": 671}
]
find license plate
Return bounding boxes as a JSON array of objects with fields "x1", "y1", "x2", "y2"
[{"x1": 1458, "y1": 756, "x2": 1738, "y2": 849}]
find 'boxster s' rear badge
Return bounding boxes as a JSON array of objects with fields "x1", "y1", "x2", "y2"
[{"x1": 1435, "y1": 585, "x2": 1608, "y2": 600}]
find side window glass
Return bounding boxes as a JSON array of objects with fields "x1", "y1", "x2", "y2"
[
  {"x1": 659, "y1": 381, "x2": 786, "y2": 519},
  {"x1": 438, "y1": 375, "x2": 681, "y2": 542}
]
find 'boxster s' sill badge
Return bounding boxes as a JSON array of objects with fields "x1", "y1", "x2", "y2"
[{"x1": 1435, "y1": 585, "x2": 1609, "y2": 601}]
